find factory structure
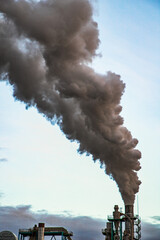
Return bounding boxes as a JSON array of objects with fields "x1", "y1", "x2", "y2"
[
  {"x1": 18, "y1": 224, "x2": 73, "y2": 240},
  {"x1": 102, "y1": 205, "x2": 141, "y2": 240},
  {"x1": 0, "y1": 205, "x2": 141, "y2": 240}
]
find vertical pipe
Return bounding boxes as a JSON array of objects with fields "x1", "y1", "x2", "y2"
[
  {"x1": 38, "y1": 223, "x2": 45, "y2": 240},
  {"x1": 120, "y1": 221, "x2": 122, "y2": 240},
  {"x1": 137, "y1": 195, "x2": 139, "y2": 216},
  {"x1": 111, "y1": 222, "x2": 114, "y2": 240},
  {"x1": 125, "y1": 205, "x2": 134, "y2": 240},
  {"x1": 107, "y1": 222, "x2": 112, "y2": 240}
]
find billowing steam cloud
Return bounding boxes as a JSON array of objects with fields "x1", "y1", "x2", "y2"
[{"x1": 0, "y1": 0, "x2": 141, "y2": 204}]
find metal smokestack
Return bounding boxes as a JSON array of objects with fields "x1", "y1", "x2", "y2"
[
  {"x1": 38, "y1": 223, "x2": 45, "y2": 240},
  {"x1": 125, "y1": 205, "x2": 134, "y2": 239},
  {"x1": 102, "y1": 205, "x2": 141, "y2": 240}
]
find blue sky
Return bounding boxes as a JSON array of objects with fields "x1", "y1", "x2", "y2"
[{"x1": 0, "y1": 0, "x2": 160, "y2": 231}]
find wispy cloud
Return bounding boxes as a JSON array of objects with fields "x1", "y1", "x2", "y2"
[
  {"x1": 151, "y1": 216, "x2": 160, "y2": 222},
  {"x1": 0, "y1": 192, "x2": 4, "y2": 198},
  {"x1": 0, "y1": 205, "x2": 160, "y2": 240},
  {"x1": 0, "y1": 147, "x2": 8, "y2": 163},
  {"x1": 0, "y1": 158, "x2": 8, "y2": 162},
  {"x1": 0, "y1": 147, "x2": 7, "y2": 150}
]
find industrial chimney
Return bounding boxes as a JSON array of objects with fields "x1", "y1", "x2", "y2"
[
  {"x1": 125, "y1": 205, "x2": 134, "y2": 240},
  {"x1": 102, "y1": 205, "x2": 141, "y2": 240},
  {"x1": 38, "y1": 223, "x2": 45, "y2": 240}
]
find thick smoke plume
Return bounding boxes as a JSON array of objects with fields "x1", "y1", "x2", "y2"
[{"x1": 0, "y1": 0, "x2": 141, "y2": 204}]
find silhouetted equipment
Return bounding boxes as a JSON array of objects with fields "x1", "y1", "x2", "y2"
[
  {"x1": 18, "y1": 223, "x2": 73, "y2": 240},
  {"x1": 102, "y1": 205, "x2": 141, "y2": 240},
  {"x1": 0, "y1": 207, "x2": 141, "y2": 240}
]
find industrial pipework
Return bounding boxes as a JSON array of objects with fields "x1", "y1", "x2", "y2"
[
  {"x1": 102, "y1": 205, "x2": 141, "y2": 240},
  {"x1": 18, "y1": 223, "x2": 73, "y2": 240}
]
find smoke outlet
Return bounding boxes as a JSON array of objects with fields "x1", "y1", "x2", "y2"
[
  {"x1": 125, "y1": 205, "x2": 133, "y2": 217},
  {"x1": 125, "y1": 205, "x2": 134, "y2": 238},
  {"x1": 38, "y1": 223, "x2": 45, "y2": 240}
]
